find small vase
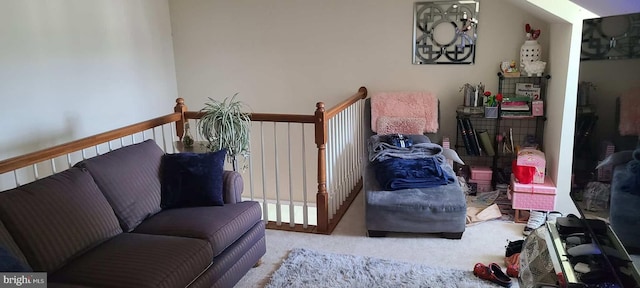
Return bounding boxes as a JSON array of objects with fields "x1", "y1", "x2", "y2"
[
  {"x1": 520, "y1": 40, "x2": 541, "y2": 71},
  {"x1": 182, "y1": 123, "x2": 194, "y2": 148},
  {"x1": 484, "y1": 106, "x2": 498, "y2": 118}
]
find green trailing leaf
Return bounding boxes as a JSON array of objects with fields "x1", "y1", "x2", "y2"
[{"x1": 197, "y1": 93, "x2": 251, "y2": 170}]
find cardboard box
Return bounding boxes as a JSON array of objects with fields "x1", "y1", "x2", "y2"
[
  {"x1": 511, "y1": 174, "x2": 557, "y2": 211},
  {"x1": 470, "y1": 166, "x2": 492, "y2": 181},
  {"x1": 517, "y1": 148, "x2": 546, "y2": 183}
]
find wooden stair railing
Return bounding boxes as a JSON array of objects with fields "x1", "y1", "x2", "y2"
[
  {"x1": 0, "y1": 113, "x2": 182, "y2": 176},
  {"x1": 174, "y1": 86, "x2": 367, "y2": 234}
]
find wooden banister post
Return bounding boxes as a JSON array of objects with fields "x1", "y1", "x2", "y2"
[
  {"x1": 314, "y1": 102, "x2": 329, "y2": 234},
  {"x1": 174, "y1": 98, "x2": 187, "y2": 140}
]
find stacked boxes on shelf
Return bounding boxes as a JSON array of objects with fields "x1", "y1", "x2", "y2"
[{"x1": 469, "y1": 166, "x2": 493, "y2": 193}]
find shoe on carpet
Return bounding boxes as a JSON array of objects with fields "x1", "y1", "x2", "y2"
[
  {"x1": 505, "y1": 239, "x2": 524, "y2": 257},
  {"x1": 504, "y1": 253, "x2": 520, "y2": 278},
  {"x1": 523, "y1": 210, "x2": 547, "y2": 236},
  {"x1": 473, "y1": 263, "x2": 513, "y2": 287}
]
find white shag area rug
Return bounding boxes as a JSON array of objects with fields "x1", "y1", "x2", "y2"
[{"x1": 265, "y1": 248, "x2": 503, "y2": 288}]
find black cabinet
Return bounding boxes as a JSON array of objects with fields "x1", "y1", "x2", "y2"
[{"x1": 455, "y1": 73, "x2": 551, "y2": 184}]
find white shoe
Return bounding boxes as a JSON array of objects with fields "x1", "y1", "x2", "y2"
[
  {"x1": 546, "y1": 211, "x2": 563, "y2": 223},
  {"x1": 523, "y1": 210, "x2": 547, "y2": 236}
]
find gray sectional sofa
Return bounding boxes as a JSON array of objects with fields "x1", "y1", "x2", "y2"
[{"x1": 0, "y1": 140, "x2": 265, "y2": 288}]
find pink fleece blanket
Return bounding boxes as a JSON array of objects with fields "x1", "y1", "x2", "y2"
[
  {"x1": 371, "y1": 91, "x2": 438, "y2": 133},
  {"x1": 619, "y1": 87, "x2": 640, "y2": 136}
]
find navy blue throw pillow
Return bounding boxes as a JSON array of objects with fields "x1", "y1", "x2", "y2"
[
  {"x1": 160, "y1": 149, "x2": 227, "y2": 209},
  {"x1": 0, "y1": 246, "x2": 32, "y2": 272}
]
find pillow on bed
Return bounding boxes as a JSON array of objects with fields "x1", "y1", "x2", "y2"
[{"x1": 377, "y1": 116, "x2": 426, "y2": 135}]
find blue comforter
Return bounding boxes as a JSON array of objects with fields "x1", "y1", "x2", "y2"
[{"x1": 373, "y1": 157, "x2": 455, "y2": 190}]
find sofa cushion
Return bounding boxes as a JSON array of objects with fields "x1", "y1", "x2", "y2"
[
  {"x1": 0, "y1": 220, "x2": 31, "y2": 271},
  {"x1": 160, "y1": 149, "x2": 226, "y2": 209},
  {"x1": 50, "y1": 233, "x2": 213, "y2": 288},
  {"x1": 75, "y1": 139, "x2": 164, "y2": 232},
  {"x1": 133, "y1": 201, "x2": 262, "y2": 257},
  {"x1": 0, "y1": 168, "x2": 122, "y2": 272}
]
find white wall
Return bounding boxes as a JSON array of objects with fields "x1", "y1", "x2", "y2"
[
  {"x1": 0, "y1": 0, "x2": 178, "y2": 161},
  {"x1": 168, "y1": 0, "x2": 549, "y2": 144}
]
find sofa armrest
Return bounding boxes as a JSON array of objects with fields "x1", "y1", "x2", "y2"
[{"x1": 222, "y1": 170, "x2": 244, "y2": 204}]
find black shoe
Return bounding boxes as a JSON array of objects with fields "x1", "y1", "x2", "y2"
[{"x1": 505, "y1": 239, "x2": 524, "y2": 257}]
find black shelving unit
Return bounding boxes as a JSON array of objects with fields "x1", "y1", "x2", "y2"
[{"x1": 455, "y1": 73, "x2": 551, "y2": 185}]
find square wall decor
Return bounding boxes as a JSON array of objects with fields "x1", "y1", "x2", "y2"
[
  {"x1": 581, "y1": 13, "x2": 640, "y2": 61},
  {"x1": 413, "y1": 1, "x2": 480, "y2": 65}
]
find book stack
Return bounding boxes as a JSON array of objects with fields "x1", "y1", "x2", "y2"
[
  {"x1": 501, "y1": 96, "x2": 531, "y2": 118},
  {"x1": 456, "y1": 118, "x2": 495, "y2": 156}
]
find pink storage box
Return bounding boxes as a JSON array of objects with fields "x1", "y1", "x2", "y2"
[
  {"x1": 517, "y1": 148, "x2": 546, "y2": 183},
  {"x1": 470, "y1": 166, "x2": 492, "y2": 181},
  {"x1": 532, "y1": 100, "x2": 544, "y2": 116},
  {"x1": 470, "y1": 179, "x2": 492, "y2": 193},
  {"x1": 511, "y1": 174, "x2": 557, "y2": 211},
  {"x1": 442, "y1": 137, "x2": 450, "y2": 149},
  {"x1": 442, "y1": 137, "x2": 453, "y2": 168}
]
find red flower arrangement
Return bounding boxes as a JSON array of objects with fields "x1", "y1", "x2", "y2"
[
  {"x1": 525, "y1": 23, "x2": 541, "y2": 40},
  {"x1": 484, "y1": 91, "x2": 503, "y2": 107}
]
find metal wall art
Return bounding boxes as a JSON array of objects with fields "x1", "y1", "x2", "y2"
[
  {"x1": 413, "y1": 1, "x2": 479, "y2": 65},
  {"x1": 581, "y1": 13, "x2": 640, "y2": 61}
]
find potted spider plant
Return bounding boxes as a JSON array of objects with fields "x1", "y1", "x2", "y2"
[{"x1": 197, "y1": 93, "x2": 251, "y2": 171}]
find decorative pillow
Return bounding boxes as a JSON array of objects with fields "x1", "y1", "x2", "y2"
[
  {"x1": 371, "y1": 91, "x2": 439, "y2": 133},
  {"x1": 160, "y1": 149, "x2": 227, "y2": 209},
  {"x1": 377, "y1": 116, "x2": 426, "y2": 135}
]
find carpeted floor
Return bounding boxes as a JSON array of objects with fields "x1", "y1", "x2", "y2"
[
  {"x1": 264, "y1": 248, "x2": 504, "y2": 288},
  {"x1": 235, "y1": 191, "x2": 525, "y2": 287}
]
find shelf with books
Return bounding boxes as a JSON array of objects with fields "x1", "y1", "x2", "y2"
[
  {"x1": 497, "y1": 73, "x2": 549, "y2": 151},
  {"x1": 454, "y1": 114, "x2": 498, "y2": 168},
  {"x1": 453, "y1": 73, "x2": 551, "y2": 187}
]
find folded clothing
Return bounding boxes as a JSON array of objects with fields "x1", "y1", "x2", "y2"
[
  {"x1": 386, "y1": 134, "x2": 413, "y2": 148},
  {"x1": 373, "y1": 157, "x2": 454, "y2": 190}
]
